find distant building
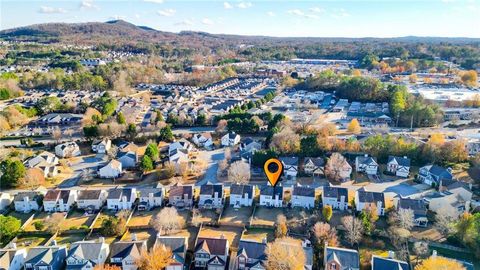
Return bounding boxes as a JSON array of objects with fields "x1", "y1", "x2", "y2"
[
  {"x1": 304, "y1": 157, "x2": 324, "y2": 176},
  {"x1": 221, "y1": 132, "x2": 241, "y2": 147},
  {"x1": 280, "y1": 157, "x2": 299, "y2": 180},
  {"x1": 91, "y1": 139, "x2": 111, "y2": 154},
  {"x1": 55, "y1": 142, "x2": 81, "y2": 158},
  {"x1": 418, "y1": 165, "x2": 453, "y2": 186}
]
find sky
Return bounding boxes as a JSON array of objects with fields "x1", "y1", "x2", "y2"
[{"x1": 1, "y1": 0, "x2": 479, "y2": 38}]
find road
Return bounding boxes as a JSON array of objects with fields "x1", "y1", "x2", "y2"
[{"x1": 196, "y1": 148, "x2": 225, "y2": 186}]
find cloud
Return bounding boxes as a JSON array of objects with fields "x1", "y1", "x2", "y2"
[
  {"x1": 157, "y1": 8, "x2": 176, "y2": 16},
  {"x1": 224, "y1": 2, "x2": 233, "y2": 9},
  {"x1": 267, "y1": 11, "x2": 275, "y2": 17},
  {"x1": 202, "y1": 18, "x2": 214, "y2": 25},
  {"x1": 38, "y1": 6, "x2": 67, "y2": 14},
  {"x1": 331, "y1": 8, "x2": 350, "y2": 19},
  {"x1": 309, "y1": 7, "x2": 324, "y2": 13},
  {"x1": 109, "y1": 15, "x2": 126, "y2": 20},
  {"x1": 175, "y1": 19, "x2": 194, "y2": 26},
  {"x1": 237, "y1": 2, "x2": 252, "y2": 8},
  {"x1": 144, "y1": 0, "x2": 164, "y2": 3},
  {"x1": 304, "y1": 14, "x2": 320, "y2": 19},
  {"x1": 80, "y1": 0, "x2": 99, "y2": 10},
  {"x1": 287, "y1": 9, "x2": 304, "y2": 16}
]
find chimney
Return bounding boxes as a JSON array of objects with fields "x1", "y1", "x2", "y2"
[
  {"x1": 51, "y1": 240, "x2": 57, "y2": 246},
  {"x1": 364, "y1": 154, "x2": 368, "y2": 157},
  {"x1": 8, "y1": 242, "x2": 17, "y2": 249},
  {"x1": 131, "y1": 233, "x2": 137, "y2": 241},
  {"x1": 99, "y1": 237, "x2": 105, "y2": 243},
  {"x1": 403, "y1": 156, "x2": 407, "y2": 159},
  {"x1": 388, "y1": 251, "x2": 395, "y2": 259},
  {"x1": 262, "y1": 238, "x2": 267, "y2": 244},
  {"x1": 432, "y1": 250, "x2": 437, "y2": 258}
]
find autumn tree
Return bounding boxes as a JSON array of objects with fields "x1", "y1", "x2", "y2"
[
  {"x1": 415, "y1": 256, "x2": 466, "y2": 270},
  {"x1": 270, "y1": 127, "x2": 300, "y2": 154},
  {"x1": 460, "y1": 70, "x2": 478, "y2": 87},
  {"x1": 20, "y1": 168, "x2": 46, "y2": 189},
  {"x1": 322, "y1": 205, "x2": 333, "y2": 222},
  {"x1": 312, "y1": 222, "x2": 338, "y2": 248},
  {"x1": 45, "y1": 213, "x2": 65, "y2": 234},
  {"x1": 341, "y1": 215, "x2": 363, "y2": 247},
  {"x1": 52, "y1": 126, "x2": 62, "y2": 143},
  {"x1": 216, "y1": 119, "x2": 228, "y2": 133},
  {"x1": 82, "y1": 107, "x2": 102, "y2": 127},
  {"x1": 266, "y1": 237, "x2": 306, "y2": 270},
  {"x1": 409, "y1": 74, "x2": 418, "y2": 83},
  {"x1": 135, "y1": 244, "x2": 173, "y2": 270},
  {"x1": 93, "y1": 264, "x2": 121, "y2": 270},
  {"x1": 227, "y1": 161, "x2": 251, "y2": 184},
  {"x1": 275, "y1": 214, "x2": 288, "y2": 238},
  {"x1": 347, "y1": 118, "x2": 361, "y2": 134},
  {"x1": 151, "y1": 207, "x2": 185, "y2": 235},
  {"x1": 413, "y1": 241, "x2": 429, "y2": 265}
]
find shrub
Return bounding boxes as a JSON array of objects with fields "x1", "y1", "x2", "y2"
[{"x1": 33, "y1": 221, "x2": 45, "y2": 230}]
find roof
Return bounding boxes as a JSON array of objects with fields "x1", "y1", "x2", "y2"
[
  {"x1": 155, "y1": 237, "x2": 187, "y2": 265},
  {"x1": 169, "y1": 185, "x2": 193, "y2": 198},
  {"x1": 107, "y1": 188, "x2": 134, "y2": 201},
  {"x1": 138, "y1": 188, "x2": 163, "y2": 198},
  {"x1": 44, "y1": 190, "x2": 70, "y2": 202},
  {"x1": 237, "y1": 240, "x2": 266, "y2": 261},
  {"x1": 387, "y1": 156, "x2": 411, "y2": 167},
  {"x1": 421, "y1": 165, "x2": 453, "y2": 180},
  {"x1": 356, "y1": 155, "x2": 378, "y2": 166},
  {"x1": 14, "y1": 192, "x2": 40, "y2": 202},
  {"x1": 357, "y1": 190, "x2": 385, "y2": 205},
  {"x1": 305, "y1": 157, "x2": 325, "y2": 167},
  {"x1": 372, "y1": 255, "x2": 410, "y2": 270},
  {"x1": 200, "y1": 184, "x2": 223, "y2": 196},
  {"x1": 230, "y1": 184, "x2": 253, "y2": 196},
  {"x1": 293, "y1": 186, "x2": 315, "y2": 197},
  {"x1": 325, "y1": 246, "x2": 359, "y2": 269},
  {"x1": 260, "y1": 185, "x2": 283, "y2": 199},
  {"x1": 117, "y1": 151, "x2": 136, "y2": 160},
  {"x1": 104, "y1": 159, "x2": 121, "y2": 170},
  {"x1": 0, "y1": 250, "x2": 16, "y2": 270},
  {"x1": 280, "y1": 157, "x2": 298, "y2": 166},
  {"x1": 323, "y1": 186, "x2": 348, "y2": 200},
  {"x1": 77, "y1": 190, "x2": 102, "y2": 200},
  {"x1": 25, "y1": 246, "x2": 65, "y2": 266},
  {"x1": 398, "y1": 198, "x2": 427, "y2": 218},
  {"x1": 195, "y1": 238, "x2": 228, "y2": 256},
  {"x1": 67, "y1": 241, "x2": 105, "y2": 262},
  {"x1": 110, "y1": 241, "x2": 145, "y2": 260}
]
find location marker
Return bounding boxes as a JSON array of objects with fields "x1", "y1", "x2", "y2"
[{"x1": 264, "y1": 158, "x2": 283, "y2": 187}]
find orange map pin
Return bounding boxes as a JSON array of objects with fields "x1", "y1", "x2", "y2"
[{"x1": 264, "y1": 158, "x2": 283, "y2": 187}]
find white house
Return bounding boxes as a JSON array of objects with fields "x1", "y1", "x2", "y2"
[
  {"x1": 418, "y1": 164, "x2": 453, "y2": 186},
  {"x1": 259, "y1": 186, "x2": 283, "y2": 208},
  {"x1": 0, "y1": 192, "x2": 13, "y2": 212},
  {"x1": 280, "y1": 157, "x2": 299, "y2": 180},
  {"x1": 76, "y1": 190, "x2": 107, "y2": 212},
  {"x1": 154, "y1": 237, "x2": 188, "y2": 270},
  {"x1": 239, "y1": 138, "x2": 262, "y2": 153},
  {"x1": 107, "y1": 188, "x2": 137, "y2": 211},
  {"x1": 424, "y1": 181, "x2": 473, "y2": 217},
  {"x1": 199, "y1": 184, "x2": 224, "y2": 209},
  {"x1": 55, "y1": 142, "x2": 81, "y2": 158},
  {"x1": 138, "y1": 188, "x2": 164, "y2": 211},
  {"x1": 168, "y1": 139, "x2": 194, "y2": 164},
  {"x1": 304, "y1": 157, "x2": 324, "y2": 176},
  {"x1": 43, "y1": 189, "x2": 77, "y2": 212},
  {"x1": 230, "y1": 184, "x2": 254, "y2": 208},
  {"x1": 92, "y1": 139, "x2": 111, "y2": 154},
  {"x1": 355, "y1": 154, "x2": 378, "y2": 175},
  {"x1": 386, "y1": 156, "x2": 411, "y2": 178},
  {"x1": 0, "y1": 245, "x2": 27, "y2": 270},
  {"x1": 291, "y1": 186, "x2": 315, "y2": 209},
  {"x1": 14, "y1": 192, "x2": 41, "y2": 213},
  {"x1": 169, "y1": 185, "x2": 193, "y2": 209},
  {"x1": 322, "y1": 186, "x2": 349, "y2": 210},
  {"x1": 110, "y1": 240, "x2": 146, "y2": 270},
  {"x1": 98, "y1": 160, "x2": 122, "y2": 179},
  {"x1": 24, "y1": 151, "x2": 59, "y2": 178},
  {"x1": 221, "y1": 132, "x2": 241, "y2": 147},
  {"x1": 192, "y1": 133, "x2": 213, "y2": 148},
  {"x1": 355, "y1": 189, "x2": 386, "y2": 216},
  {"x1": 194, "y1": 237, "x2": 229, "y2": 270},
  {"x1": 66, "y1": 240, "x2": 110, "y2": 270}
]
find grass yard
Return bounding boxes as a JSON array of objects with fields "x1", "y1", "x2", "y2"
[
  {"x1": 92, "y1": 210, "x2": 119, "y2": 229},
  {"x1": 61, "y1": 210, "x2": 96, "y2": 230},
  {"x1": 8, "y1": 211, "x2": 34, "y2": 227},
  {"x1": 128, "y1": 208, "x2": 162, "y2": 227},
  {"x1": 220, "y1": 206, "x2": 253, "y2": 225},
  {"x1": 24, "y1": 212, "x2": 56, "y2": 232},
  {"x1": 284, "y1": 208, "x2": 319, "y2": 235},
  {"x1": 193, "y1": 209, "x2": 219, "y2": 225},
  {"x1": 14, "y1": 234, "x2": 50, "y2": 248},
  {"x1": 251, "y1": 207, "x2": 284, "y2": 227},
  {"x1": 55, "y1": 233, "x2": 88, "y2": 247},
  {"x1": 123, "y1": 229, "x2": 157, "y2": 247},
  {"x1": 199, "y1": 225, "x2": 244, "y2": 249},
  {"x1": 242, "y1": 228, "x2": 275, "y2": 243},
  {"x1": 85, "y1": 232, "x2": 117, "y2": 244}
]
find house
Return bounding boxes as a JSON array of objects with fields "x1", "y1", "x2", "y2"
[
  {"x1": 65, "y1": 240, "x2": 110, "y2": 270},
  {"x1": 98, "y1": 160, "x2": 122, "y2": 179},
  {"x1": 240, "y1": 138, "x2": 262, "y2": 153},
  {"x1": 386, "y1": 156, "x2": 411, "y2": 178},
  {"x1": 355, "y1": 154, "x2": 378, "y2": 175},
  {"x1": 397, "y1": 198, "x2": 428, "y2": 227},
  {"x1": 76, "y1": 190, "x2": 107, "y2": 212},
  {"x1": 169, "y1": 185, "x2": 193, "y2": 209},
  {"x1": 55, "y1": 142, "x2": 81, "y2": 158},
  {"x1": 14, "y1": 192, "x2": 42, "y2": 213},
  {"x1": 109, "y1": 240, "x2": 147, "y2": 270},
  {"x1": 0, "y1": 245, "x2": 27, "y2": 270},
  {"x1": 221, "y1": 132, "x2": 241, "y2": 147},
  {"x1": 230, "y1": 184, "x2": 254, "y2": 208},
  {"x1": 291, "y1": 186, "x2": 315, "y2": 209},
  {"x1": 0, "y1": 192, "x2": 13, "y2": 212},
  {"x1": 199, "y1": 184, "x2": 224, "y2": 209},
  {"x1": 280, "y1": 157, "x2": 299, "y2": 180},
  {"x1": 303, "y1": 157, "x2": 324, "y2": 176},
  {"x1": 107, "y1": 188, "x2": 137, "y2": 211},
  {"x1": 259, "y1": 185, "x2": 283, "y2": 208},
  {"x1": 24, "y1": 245, "x2": 67, "y2": 270},
  {"x1": 324, "y1": 246, "x2": 360, "y2": 270},
  {"x1": 423, "y1": 183, "x2": 473, "y2": 217},
  {"x1": 91, "y1": 139, "x2": 111, "y2": 154},
  {"x1": 24, "y1": 151, "x2": 59, "y2": 178},
  {"x1": 371, "y1": 254, "x2": 410, "y2": 270},
  {"x1": 322, "y1": 186, "x2": 349, "y2": 210},
  {"x1": 355, "y1": 189, "x2": 386, "y2": 216},
  {"x1": 138, "y1": 188, "x2": 164, "y2": 211},
  {"x1": 169, "y1": 139, "x2": 194, "y2": 157},
  {"x1": 418, "y1": 164, "x2": 453, "y2": 187},
  {"x1": 43, "y1": 189, "x2": 77, "y2": 212},
  {"x1": 154, "y1": 236, "x2": 188, "y2": 270},
  {"x1": 169, "y1": 139, "x2": 195, "y2": 164},
  {"x1": 194, "y1": 237, "x2": 229, "y2": 270},
  {"x1": 193, "y1": 133, "x2": 213, "y2": 148},
  {"x1": 234, "y1": 240, "x2": 267, "y2": 270},
  {"x1": 116, "y1": 151, "x2": 137, "y2": 169}
]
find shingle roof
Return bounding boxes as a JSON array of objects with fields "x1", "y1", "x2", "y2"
[
  {"x1": 357, "y1": 190, "x2": 385, "y2": 205},
  {"x1": 200, "y1": 184, "x2": 223, "y2": 196},
  {"x1": 237, "y1": 240, "x2": 266, "y2": 261},
  {"x1": 230, "y1": 184, "x2": 253, "y2": 196},
  {"x1": 372, "y1": 256, "x2": 410, "y2": 270},
  {"x1": 77, "y1": 190, "x2": 102, "y2": 200},
  {"x1": 110, "y1": 241, "x2": 145, "y2": 260},
  {"x1": 325, "y1": 247, "x2": 359, "y2": 269},
  {"x1": 67, "y1": 242, "x2": 105, "y2": 263},
  {"x1": 398, "y1": 198, "x2": 427, "y2": 218},
  {"x1": 260, "y1": 186, "x2": 283, "y2": 199},
  {"x1": 293, "y1": 186, "x2": 315, "y2": 197},
  {"x1": 138, "y1": 188, "x2": 163, "y2": 198},
  {"x1": 195, "y1": 238, "x2": 228, "y2": 256},
  {"x1": 323, "y1": 186, "x2": 348, "y2": 200},
  {"x1": 169, "y1": 186, "x2": 193, "y2": 198},
  {"x1": 280, "y1": 157, "x2": 298, "y2": 166},
  {"x1": 387, "y1": 156, "x2": 411, "y2": 167},
  {"x1": 107, "y1": 188, "x2": 133, "y2": 200},
  {"x1": 13, "y1": 192, "x2": 39, "y2": 202},
  {"x1": 305, "y1": 157, "x2": 325, "y2": 167}
]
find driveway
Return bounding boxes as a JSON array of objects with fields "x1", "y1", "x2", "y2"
[
  {"x1": 196, "y1": 148, "x2": 225, "y2": 186},
  {"x1": 58, "y1": 155, "x2": 108, "y2": 188}
]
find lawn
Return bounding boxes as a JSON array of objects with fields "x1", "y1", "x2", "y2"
[
  {"x1": 24, "y1": 212, "x2": 59, "y2": 232},
  {"x1": 8, "y1": 211, "x2": 35, "y2": 227},
  {"x1": 14, "y1": 234, "x2": 50, "y2": 248},
  {"x1": 220, "y1": 206, "x2": 253, "y2": 225},
  {"x1": 122, "y1": 229, "x2": 157, "y2": 247},
  {"x1": 251, "y1": 207, "x2": 284, "y2": 227},
  {"x1": 61, "y1": 210, "x2": 96, "y2": 230},
  {"x1": 193, "y1": 209, "x2": 219, "y2": 225},
  {"x1": 55, "y1": 233, "x2": 88, "y2": 247},
  {"x1": 128, "y1": 208, "x2": 162, "y2": 227},
  {"x1": 85, "y1": 232, "x2": 117, "y2": 244},
  {"x1": 199, "y1": 225, "x2": 244, "y2": 249},
  {"x1": 242, "y1": 228, "x2": 275, "y2": 243},
  {"x1": 284, "y1": 208, "x2": 319, "y2": 235},
  {"x1": 92, "y1": 210, "x2": 118, "y2": 229}
]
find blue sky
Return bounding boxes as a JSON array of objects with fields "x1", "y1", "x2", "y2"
[{"x1": 1, "y1": 0, "x2": 479, "y2": 37}]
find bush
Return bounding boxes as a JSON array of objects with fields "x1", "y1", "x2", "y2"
[
  {"x1": 79, "y1": 225, "x2": 89, "y2": 230},
  {"x1": 33, "y1": 221, "x2": 45, "y2": 230},
  {"x1": 69, "y1": 226, "x2": 78, "y2": 230}
]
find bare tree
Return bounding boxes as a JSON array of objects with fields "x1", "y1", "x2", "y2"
[
  {"x1": 52, "y1": 127, "x2": 62, "y2": 143},
  {"x1": 390, "y1": 208, "x2": 415, "y2": 230},
  {"x1": 163, "y1": 162, "x2": 176, "y2": 179},
  {"x1": 64, "y1": 128, "x2": 74, "y2": 138},
  {"x1": 151, "y1": 207, "x2": 185, "y2": 235},
  {"x1": 413, "y1": 241, "x2": 429, "y2": 265},
  {"x1": 266, "y1": 237, "x2": 306, "y2": 270},
  {"x1": 215, "y1": 119, "x2": 227, "y2": 133},
  {"x1": 312, "y1": 222, "x2": 338, "y2": 248},
  {"x1": 217, "y1": 159, "x2": 228, "y2": 177},
  {"x1": 227, "y1": 161, "x2": 251, "y2": 184},
  {"x1": 435, "y1": 209, "x2": 456, "y2": 237},
  {"x1": 324, "y1": 153, "x2": 350, "y2": 182},
  {"x1": 341, "y1": 215, "x2": 363, "y2": 247},
  {"x1": 45, "y1": 213, "x2": 65, "y2": 234},
  {"x1": 224, "y1": 147, "x2": 231, "y2": 162}
]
